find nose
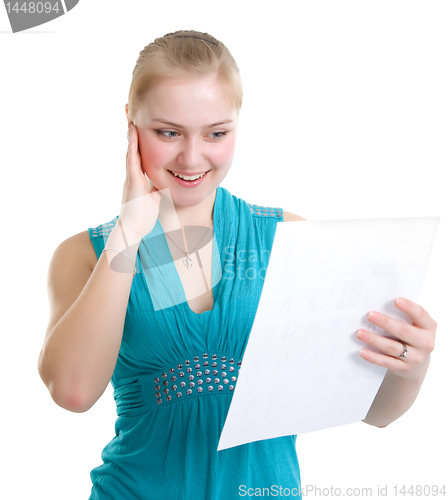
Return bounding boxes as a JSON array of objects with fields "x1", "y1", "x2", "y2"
[{"x1": 177, "y1": 136, "x2": 203, "y2": 170}]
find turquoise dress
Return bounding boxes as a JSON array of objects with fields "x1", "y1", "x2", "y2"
[{"x1": 87, "y1": 186, "x2": 302, "y2": 499}]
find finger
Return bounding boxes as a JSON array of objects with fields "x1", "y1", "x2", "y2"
[
  {"x1": 126, "y1": 124, "x2": 134, "y2": 158},
  {"x1": 126, "y1": 119, "x2": 133, "y2": 143},
  {"x1": 359, "y1": 347, "x2": 411, "y2": 374},
  {"x1": 137, "y1": 140, "x2": 146, "y2": 177},
  {"x1": 395, "y1": 297, "x2": 437, "y2": 331},
  {"x1": 366, "y1": 309, "x2": 417, "y2": 347},
  {"x1": 130, "y1": 125, "x2": 147, "y2": 177},
  {"x1": 356, "y1": 329, "x2": 411, "y2": 361},
  {"x1": 127, "y1": 125, "x2": 142, "y2": 178}
]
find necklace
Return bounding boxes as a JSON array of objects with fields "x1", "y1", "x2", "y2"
[{"x1": 164, "y1": 222, "x2": 214, "y2": 269}]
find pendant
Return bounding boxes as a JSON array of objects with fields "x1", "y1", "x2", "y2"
[{"x1": 183, "y1": 253, "x2": 193, "y2": 269}]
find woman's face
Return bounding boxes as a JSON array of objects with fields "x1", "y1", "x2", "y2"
[{"x1": 131, "y1": 73, "x2": 238, "y2": 209}]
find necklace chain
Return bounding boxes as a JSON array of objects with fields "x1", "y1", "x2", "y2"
[{"x1": 164, "y1": 223, "x2": 214, "y2": 269}]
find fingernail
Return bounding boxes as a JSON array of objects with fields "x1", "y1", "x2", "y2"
[{"x1": 356, "y1": 330, "x2": 365, "y2": 339}]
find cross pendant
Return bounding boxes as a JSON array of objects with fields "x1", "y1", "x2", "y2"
[{"x1": 183, "y1": 253, "x2": 193, "y2": 269}]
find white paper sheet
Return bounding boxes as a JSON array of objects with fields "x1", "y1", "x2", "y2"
[{"x1": 217, "y1": 217, "x2": 440, "y2": 451}]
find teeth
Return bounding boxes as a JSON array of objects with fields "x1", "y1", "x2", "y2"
[{"x1": 171, "y1": 171, "x2": 207, "y2": 181}]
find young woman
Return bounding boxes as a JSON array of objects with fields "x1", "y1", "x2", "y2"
[{"x1": 38, "y1": 30, "x2": 437, "y2": 499}]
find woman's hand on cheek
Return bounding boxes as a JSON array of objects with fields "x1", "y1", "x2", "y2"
[{"x1": 119, "y1": 124, "x2": 162, "y2": 240}]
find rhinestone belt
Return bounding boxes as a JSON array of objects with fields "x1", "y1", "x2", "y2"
[
  {"x1": 113, "y1": 352, "x2": 243, "y2": 416},
  {"x1": 151, "y1": 353, "x2": 242, "y2": 407}
]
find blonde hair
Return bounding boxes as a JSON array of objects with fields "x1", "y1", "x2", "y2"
[{"x1": 127, "y1": 30, "x2": 243, "y2": 123}]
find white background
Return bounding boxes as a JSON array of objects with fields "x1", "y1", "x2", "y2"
[{"x1": 1, "y1": 1, "x2": 446, "y2": 499}]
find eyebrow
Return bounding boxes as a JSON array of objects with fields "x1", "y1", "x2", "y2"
[{"x1": 151, "y1": 118, "x2": 234, "y2": 128}]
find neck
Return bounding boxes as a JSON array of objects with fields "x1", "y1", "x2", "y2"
[{"x1": 158, "y1": 189, "x2": 216, "y2": 231}]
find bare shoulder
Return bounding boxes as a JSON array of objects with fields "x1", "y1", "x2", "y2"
[
  {"x1": 54, "y1": 230, "x2": 98, "y2": 271},
  {"x1": 282, "y1": 211, "x2": 307, "y2": 222},
  {"x1": 44, "y1": 230, "x2": 98, "y2": 340}
]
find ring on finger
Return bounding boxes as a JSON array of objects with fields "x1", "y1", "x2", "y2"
[{"x1": 397, "y1": 342, "x2": 408, "y2": 359}]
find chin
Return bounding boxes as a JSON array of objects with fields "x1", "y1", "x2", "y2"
[{"x1": 170, "y1": 189, "x2": 214, "y2": 208}]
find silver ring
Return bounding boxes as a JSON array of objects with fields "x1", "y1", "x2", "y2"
[{"x1": 398, "y1": 342, "x2": 408, "y2": 359}]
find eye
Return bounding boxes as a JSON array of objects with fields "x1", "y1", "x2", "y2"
[
  {"x1": 155, "y1": 130, "x2": 179, "y2": 138},
  {"x1": 210, "y1": 131, "x2": 227, "y2": 139},
  {"x1": 155, "y1": 129, "x2": 228, "y2": 139}
]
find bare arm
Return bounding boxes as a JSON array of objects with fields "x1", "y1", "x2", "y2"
[
  {"x1": 358, "y1": 298, "x2": 436, "y2": 428},
  {"x1": 362, "y1": 365, "x2": 428, "y2": 428},
  {"x1": 282, "y1": 211, "x2": 307, "y2": 222},
  {"x1": 38, "y1": 225, "x2": 141, "y2": 413}
]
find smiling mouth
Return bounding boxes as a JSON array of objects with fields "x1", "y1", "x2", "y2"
[{"x1": 168, "y1": 170, "x2": 210, "y2": 181}]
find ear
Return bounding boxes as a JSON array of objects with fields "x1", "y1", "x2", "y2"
[{"x1": 125, "y1": 104, "x2": 131, "y2": 128}]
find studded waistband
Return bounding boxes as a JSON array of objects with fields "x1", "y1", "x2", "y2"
[{"x1": 113, "y1": 352, "x2": 242, "y2": 416}]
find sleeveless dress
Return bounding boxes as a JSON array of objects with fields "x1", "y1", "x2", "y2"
[{"x1": 87, "y1": 186, "x2": 302, "y2": 500}]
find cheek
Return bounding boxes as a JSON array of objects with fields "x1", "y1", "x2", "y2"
[
  {"x1": 137, "y1": 134, "x2": 236, "y2": 171},
  {"x1": 139, "y1": 139, "x2": 170, "y2": 171},
  {"x1": 212, "y1": 141, "x2": 235, "y2": 166}
]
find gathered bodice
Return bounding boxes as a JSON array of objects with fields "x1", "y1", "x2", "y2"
[{"x1": 87, "y1": 186, "x2": 302, "y2": 500}]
